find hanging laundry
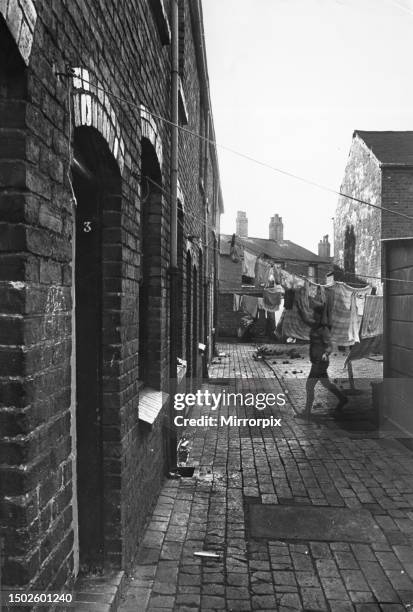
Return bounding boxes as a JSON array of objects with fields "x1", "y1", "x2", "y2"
[
  {"x1": 281, "y1": 286, "x2": 312, "y2": 341},
  {"x1": 325, "y1": 282, "x2": 370, "y2": 346},
  {"x1": 242, "y1": 249, "x2": 257, "y2": 278},
  {"x1": 348, "y1": 292, "x2": 360, "y2": 345},
  {"x1": 240, "y1": 295, "x2": 259, "y2": 319},
  {"x1": 316, "y1": 285, "x2": 326, "y2": 304},
  {"x1": 284, "y1": 288, "x2": 295, "y2": 310},
  {"x1": 263, "y1": 286, "x2": 283, "y2": 311},
  {"x1": 280, "y1": 268, "x2": 305, "y2": 290},
  {"x1": 280, "y1": 269, "x2": 293, "y2": 289},
  {"x1": 355, "y1": 292, "x2": 367, "y2": 316},
  {"x1": 230, "y1": 234, "x2": 244, "y2": 262},
  {"x1": 257, "y1": 297, "x2": 268, "y2": 317},
  {"x1": 233, "y1": 293, "x2": 242, "y2": 312},
  {"x1": 308, "y1": 282, "x2": 318, "y2": 299},
  {"x1": 345, "y1": 335, "x2": 382, "y2": 363},
  {"x1": 272, "y1": 264, "x2": 282, "y2": 285},
  {"x1": 254, "y1": 257, "x2": 273, "y2": 287},
  {"x1": 360, "y1": 295, "x2": 383, "y2": 338}
]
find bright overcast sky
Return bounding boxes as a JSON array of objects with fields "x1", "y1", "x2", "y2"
[{"x1": 202, "y1": 0, "x2": 413, "y2": 254}]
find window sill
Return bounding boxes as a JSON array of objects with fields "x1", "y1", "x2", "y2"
[{"x1": 139, "y1": 386, "x2": 170, "y2": 427}]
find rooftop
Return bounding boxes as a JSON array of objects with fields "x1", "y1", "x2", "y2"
[
  {"x1": 220, "y1": 234, "x2": 329, "y2": 263},
  {"x1": 354, "y1": 130, "x2": 413, "y2": 166}
]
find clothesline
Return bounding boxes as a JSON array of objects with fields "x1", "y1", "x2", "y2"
[
  {"x1": 66, "y1": 76, "x2": 413, "y2": 222},
  {"x1": 142, "y1": 175, "x2": 411, "y2": 287}
]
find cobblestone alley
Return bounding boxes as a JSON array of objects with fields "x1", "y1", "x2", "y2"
[{"x1": 118, "y1": 342, "x2": 413, "y2": 612}]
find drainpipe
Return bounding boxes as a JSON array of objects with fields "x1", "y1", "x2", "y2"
[
  {"x1": 203, "y1": 112, "x2": 210, "y2": 378},
  {"x1": 168, "y1": 0, "x2": 179, "y2": 469}
]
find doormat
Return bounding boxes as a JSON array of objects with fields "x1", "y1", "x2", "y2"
[{"x1": 247, "y1": 504, "x2": 386, "y2": 543}]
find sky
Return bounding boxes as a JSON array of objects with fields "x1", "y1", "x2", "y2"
[{"x1": 202, "y1": 0, "x2": 413, "y2": 254}]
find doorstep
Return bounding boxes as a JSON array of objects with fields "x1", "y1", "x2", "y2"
[{"x1": 72, "y1": 570, "x2": 126, "y2": 611}]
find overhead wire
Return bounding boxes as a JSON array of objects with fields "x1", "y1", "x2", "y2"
[
  {"x1": 62, "y1": 75, "x2": 413, "y2": 286},
  {"x1": 141, "y1": 174, "x2": 413, "y2": 286},
  {"x1": 63, "y1": 73, "x2": 413, "y2": 222}
]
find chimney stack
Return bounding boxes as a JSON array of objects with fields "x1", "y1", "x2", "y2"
[
  {"x1": 318, "y1": 234, "x2": 331, "y2": 258},
  {"x1": 236, "y1": 211, "x2": 248, "y2": 237},
  {"x1": 269, "y1": 214, "x2": 283, "y2": 242}
]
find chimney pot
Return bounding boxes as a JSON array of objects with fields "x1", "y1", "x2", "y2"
[
  {"x1": 236, "y1": 210, "x2": 248, "y2": 237},
  {"x1": 269, "y1": 214, "x2": 284, "y2": 242}
]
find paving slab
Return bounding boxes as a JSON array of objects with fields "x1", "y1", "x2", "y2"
[{"x1": 248, "y1": 504, "x2": 386, "y2": 543}]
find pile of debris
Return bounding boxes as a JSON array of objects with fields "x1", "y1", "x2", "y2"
[{"x1": 252, "y1": 345, "x2": 302, "y2": 362}]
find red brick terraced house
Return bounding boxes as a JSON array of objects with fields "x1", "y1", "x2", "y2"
[{"x1": 0, "y1": 0, "x2": 223, "y2": 603}]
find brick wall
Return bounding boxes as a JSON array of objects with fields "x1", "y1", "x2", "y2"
[
  {"x1": 382, "y1": 167, "x2": 413, "y2": 241},
  {"x1": 0, "y1": 0, "x2": 222, "y2": 596},
  {"x1": 335, "y1": 136, "x2": 413, "y2": 291},
  {"x1": 334, "y1": 136, "x2": 382, "y2": 290}
]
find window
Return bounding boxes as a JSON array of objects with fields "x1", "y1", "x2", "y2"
[{"x1": 344, "y1": 225, "x2": 356, "y2": 275}]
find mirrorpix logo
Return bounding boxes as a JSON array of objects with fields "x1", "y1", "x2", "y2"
[{"x1": 173, "y1": 389, "x2": 285, "y2": 428}]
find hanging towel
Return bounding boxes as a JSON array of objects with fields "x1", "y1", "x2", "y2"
[
  {"x1": 240, "y1": 295, "x2": 259, "y2": 319},
  {"x1": 360, "y1": 295, "x2": 383, "y2": 338},
  {"x1": 281, "y1": 286, "x2": 312, "y2": 341},
  {"x1": 242, "y1": 250, "x2": 257, "y2": 278},
  {"x1": 255, "y1": 258, "x2": 273, "y2": 287},
  {"x1": 263, "y1": 286, "x2": 282, "y2": 311},
  {"x1": 326, "y1": 282, "x2": 370, "y2": 346},
  {"x1": 233, "y1": 293, "x2": 242, "y2": 312},
  {"x1": 349, "y1": 292, "x2": 360, "y2": 345}
]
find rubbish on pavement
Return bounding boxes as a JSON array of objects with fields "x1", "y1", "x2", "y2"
[{"x1": 193, "y1": 551, "x2": 221, "y2": 559}]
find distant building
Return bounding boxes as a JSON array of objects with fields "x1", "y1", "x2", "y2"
[
  {"x1": 217, "y1": 214, "x2": 332, "y2": 337},
  {"x1": 334, "y1": 131, "x2": 413, "y2": 292}
]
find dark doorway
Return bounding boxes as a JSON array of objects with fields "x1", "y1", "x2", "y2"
[
  {"x1": 72, "y1": 126, "x2": 121, "y2": 570},
  {"x1": 192, "y1": 264, "x2": 198, "y2": 380},
  {"x1": 73, "y1": 155, "x2": 104, "y2": 569},
  {"x1": 186, "y1": 252, "x2": 193, "y2": 378}
]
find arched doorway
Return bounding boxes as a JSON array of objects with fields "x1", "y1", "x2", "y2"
[{"x1": 72, "y1": 126, "x2": 121, "y2": 570}]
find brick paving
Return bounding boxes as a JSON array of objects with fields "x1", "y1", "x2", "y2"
[{"x1": 119, "y1": 342, "x2": 413, "y2": 611}]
